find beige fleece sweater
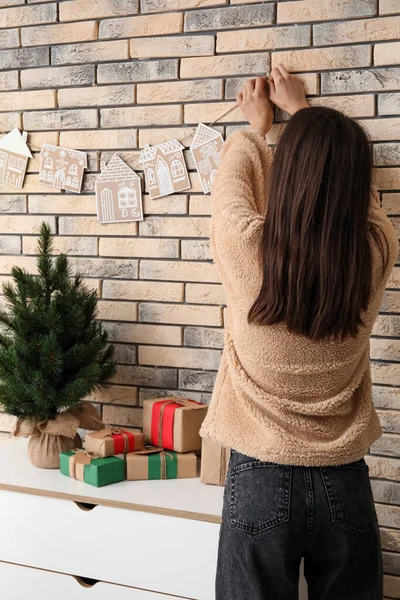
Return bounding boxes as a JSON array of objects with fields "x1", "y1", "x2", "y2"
[{"x1": 200, "y1": 129, "x2": 398, "y2": 467}]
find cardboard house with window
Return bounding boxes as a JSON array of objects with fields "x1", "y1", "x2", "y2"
[
  {"x1": 38, "y1": 144, "x2": 87, "y2": 193},
  {"x1": 0, "y1": 128, "x2": 32, "y2": 190},
  {"x1": 96, "y1": 153, "x2": 143, "y2": 224},
  {"x1": 139, "y1": 139, "x2": 190, "y2": 199},
  {"x1": 190, "y1": 123, "x2": 224, "y2": 194}
]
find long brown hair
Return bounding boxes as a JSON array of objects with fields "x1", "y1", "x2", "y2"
[{"x1": 248, "y1": 107, "x2": 388, "y2": 340}]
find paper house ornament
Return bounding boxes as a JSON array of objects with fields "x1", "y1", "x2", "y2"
[
  {"x1": 190, "y1": 124, "x2": 224, "y2": 194},
  {"x1": 0, "y1": 128, "x2": 32, "y2": 189},
  {"x1": 39, "y1": 144, "x2": 87, "y2": 192},
  {"x1": 96, "y1": 154, "x2": 143, "y2": 224},
  {"x1": 139, "y1": 139, "x2": 190, "y2": 199}
]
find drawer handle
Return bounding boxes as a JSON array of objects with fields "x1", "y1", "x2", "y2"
[
  {"x1": 74, "y1": 501, "x2": 98, "y2": 512},
  {"x1": 73, "y1": 576, "x2": 99, "y2": 588}
]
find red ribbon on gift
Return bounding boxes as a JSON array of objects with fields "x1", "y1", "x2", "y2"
[
  {"x1": 112, "y1": 429, "x2": 136, "y2": 454},
  {"x1": 150, "y1": 399, "x2": 204, "y2": 448}
]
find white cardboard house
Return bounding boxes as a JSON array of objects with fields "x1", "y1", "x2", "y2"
[
  {"x1": 96, "y1": 154, "x2": 143, "y2": 224},
  {"x1": 0, "y1": 128, "x2": 32, "y2": 190},
  {"x1": 190, "y1": 123, "x2": 224, "y2": 194},
  {"x1": 140, "y1": 139, "x2": 190, "y2": 199},
  {"x1": 39, "y1": 144, "x2": 87, "y2": 193}
]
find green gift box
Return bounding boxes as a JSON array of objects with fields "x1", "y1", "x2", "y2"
[{"x1": 60, "y1": 450, "x2": 125, "y2": 487}]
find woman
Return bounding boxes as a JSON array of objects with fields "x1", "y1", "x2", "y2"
[{"x1": 200, "y1": 65, "x2": 398, "y2": 600}]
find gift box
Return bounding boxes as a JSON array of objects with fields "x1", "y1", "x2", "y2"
[
  {"x1": 143, "y1": 397, "x2": 208, "y2": 453},
  {"x1": 201, "y1": 438, "x2": 230, "y2": 486},
  {"x1": 126, "y1": 446, "x2": 198, "y2": 481},
  {"x1": 60, "y1": 450, "x2": 125, "y2": 487},
  {"x1": 85, "y1": 427, "x2": 144, "y2": 457}
]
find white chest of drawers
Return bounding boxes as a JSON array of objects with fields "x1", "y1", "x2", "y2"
[
  {"x1": 0, "y1": 439, "x2": 308, "y2": 599},
  {"x1": 0, "y1": 439, "x2": 223, "y2": 600}
]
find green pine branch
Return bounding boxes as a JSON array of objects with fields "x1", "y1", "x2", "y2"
[{"x1": 0, "y1": 222, "x2": 116, "y2": 422}]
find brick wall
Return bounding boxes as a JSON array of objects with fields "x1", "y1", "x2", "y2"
[{"x1": 0, "y1": 0, "x2": 398, "y2": 593}]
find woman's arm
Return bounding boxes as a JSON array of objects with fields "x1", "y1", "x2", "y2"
[
  {"x1": 212, "y1": 76, "x2": 274, "y2": 224},
  {"x1": 212, "y1": 128, "x2": 273, "y2": 225},
  {"x1": 210, "y1": 128, "x2": 273, "y2": 310},
  {"x1": 212, "y1": 70, "x2": 308, "y2": 233},
  {"x1": 368, "y1": 186, "x2": 399, "y2": 287},
  {"x1": 210, "y1": 77, "x2": 275, "y2": 306},
  {"x1": 210, "y1": 71, "x2": 309, "y2": 308}
]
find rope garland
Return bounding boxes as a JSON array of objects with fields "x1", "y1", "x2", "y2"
[
  {"x1": 0, "y1": 105, "x2": 240, "y2": 155},
  {"x1": 0, "y1": 74, "x2": 281, "y2": 158},
  {"x1": 0, "y1": 102, "x2": 240, "y2": 155}
]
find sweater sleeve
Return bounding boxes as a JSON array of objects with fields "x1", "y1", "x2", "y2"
[
  {"x1": 368, "y1": 186, "x2": 399, "y2": 292},
  {"x1": 210, "y1": 129, "x2": 273, "y2": 310}
]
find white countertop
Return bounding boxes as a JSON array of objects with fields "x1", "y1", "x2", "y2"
[{"x1": 0, "y1": 438, "x2": 224, "y2": 523}]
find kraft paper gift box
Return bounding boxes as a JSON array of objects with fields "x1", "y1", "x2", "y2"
[
  {"x1": 200, "y1": 438, "x2": 230, "y2": 486},
  {"x1": 143, "y1": 397, "x2": 208, "y2": 453},
  {"x1": 85, "y1": 427, "x2": 144, "y2": 457},
  {"x1": 60, "y1": 451, "x2": 125, "y2": 487},
  {"x1": 126, "y1": 447, "x2": 198, "y2": 481}
]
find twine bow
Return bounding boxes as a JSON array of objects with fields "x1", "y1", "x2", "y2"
[
  {"x1": 133, "y1": 445, "x2": 174, "y2": 480},
  {"x1": 69, "y1": 449, "x2": 100, "y2": 481},
  {"x1": 89, "y1": 425, "x2": 132, "y2": 454}
]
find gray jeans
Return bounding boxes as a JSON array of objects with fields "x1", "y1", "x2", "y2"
[{"x1": 216, "y1": 449, "x2": 382, "y2": 600}]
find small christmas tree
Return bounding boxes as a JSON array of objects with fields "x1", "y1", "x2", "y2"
[{"x1": 0, "y1": 222, "x2": 116, "y2": 422}]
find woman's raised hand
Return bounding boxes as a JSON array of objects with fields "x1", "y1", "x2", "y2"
[
  {"x1": 236, "y1": 76, "x2": 274, "y2": 136},
  {"x1": 268, "y1": 64, "x2": 309, "y2": 116}
]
